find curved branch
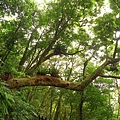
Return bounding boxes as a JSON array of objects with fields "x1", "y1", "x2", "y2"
[
  {"x1": 99, "y1": 74, "x2": 120, "y2": 79},
  {"x1": 42, "y1": 49, "x2": 85, "y2": 63}
]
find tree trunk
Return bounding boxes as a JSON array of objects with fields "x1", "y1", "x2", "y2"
[
  {"x1": 54, "y1": 93, "x2": 62, "y2": 120},
  {"x1": 118, "y1": 89, "x2": 120, "y2": 118},
  {"x1": 79, "y1": 91, "x2": 84, "y2": 120},
  {"x1": 49, "y1": 88, "x2": 54, "y2": 120},
  {"x1": 69, "y1": 103, "x2": 73, "y2": 120}
]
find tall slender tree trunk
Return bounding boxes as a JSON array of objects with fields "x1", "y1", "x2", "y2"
[
  {"x1": 54, "y1": 93, "x2": 62, "y2": 120},
  {"x1": 118, "y1": 89, "x2": 120, "y2": 118},
  {"x1": 79, "y1": 91, "x2": 84, "y2": 120},
  {"x1": 78, "y1": 60, "x2": 88, "y2": 120},
  {"x1": 115, "y1": 79, "x2": 120, "y2": 118},
  {"x1": 49, "y1": 88, "x2": 54, "y2": 120},
  {"x1": 69, "y1": 103, "x2": 73, "y2": 120}
]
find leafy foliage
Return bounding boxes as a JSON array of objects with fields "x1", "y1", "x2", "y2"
[
  {"x1": 0, "y1": 80, "x2": 37, "y2": 119},
  {"x1": 1, "y1": 0, "x2": 120, "y2": 119}
]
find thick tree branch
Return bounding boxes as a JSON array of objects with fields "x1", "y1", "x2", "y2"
[
  {"x1": 6, "y1": 58, "x2": 120, "y2": 91},
  {"x1": 7, "y1": 75, "x2": 79, "y2": 90}
]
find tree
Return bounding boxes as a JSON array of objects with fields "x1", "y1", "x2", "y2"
[
  {"x1": 1, "y1": 0, "x2": 120, "y2": 119},
  {"x1": 1, "y1": 0, "x2": 120, "y2": 90}
]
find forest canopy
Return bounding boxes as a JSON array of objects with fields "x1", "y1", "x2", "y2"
[{"x1": 0, "y1": 0, "x2": 120, "y2": 119}]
